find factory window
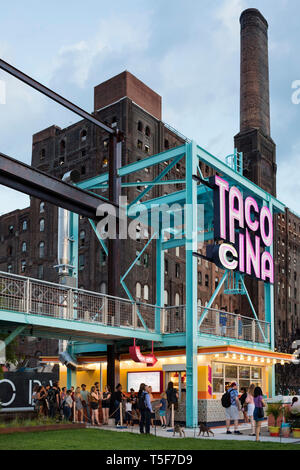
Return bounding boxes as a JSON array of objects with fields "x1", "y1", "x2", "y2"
[
  {"x1": 100, "y1": 250, "x2": 107, "y2": 266},
  {"x1": 164, "y1": 290, "x2": 169, "y2": 306},
  {"x1": 39, "y1": 219, "x2": 45, "y2": 232},
  {"x1": 80, "y1": 230, "x2": 85, "y2": 246},
  {"x1": 59, "y1": 156, "x2": 65, "y2": 166},
  {"x1": 21, "y1": 242, "x2": 27, "y2": 253},
  {"x1": 295, "y1": 288, "x2": 297, "y2": 299},
  {"x1": 136, "y1": 282, "x2": 141, "y2": 299},
  {"x1": 81, "y1": 165, "x2": 86, "y2": 175},
  {"x1": 40, "y1": 148, "x2": 46, "y2": 160},
  {"x1": 103, "y1": 138, "x2": 109, "y2": 149},
  {"x1": 38, "y1": 265, "x2": 44, "y2": 279},
  {"x1": 136, "y1": 251, "x2": 141, "y2": 266},
  {"x1": 102, "y1": 157, "x2": 108, "y2": 168},
  {"x1": 144, "y1": 145, "x2": 150, "y2": 154},
  {"x1": 79, "y1": 254, "x2": 85, "y2": 270},
  {"x1": 136, "y1": 180, "x2": 142, "y2": 192},
  {"x1": 176, "y1": 246, "x2": 180, "y2": 257},
  {"x1": 144, "y1": 284, "x2": 149, "y2": 301},
  {"x1": 164, "y1": 260, "x2": 169, "y2": 275},
  {"x1": 136, "y1": 224, "x2": 141, "y2": 240},
  {"x1": 100, "y1": 282, "x2": 107, "y2": 294},
  {"x1": 143, "y1": 253, "x2": 149, "y2": 267},
  {"x1": 111, "y1": 116, "x2": 117, "y2": 126},
  {"x1": 40, "y1": 201, "x2": 45, "y2": 213},
  {"x1": 164, "y1": 139, "x2": 169, "y2": 149},
  {"x1": 137, "y1": 140, "x2": 143, "y2": 150},
  {"x1": 22, "y1": 220, "x2": 28, "y2": 231},
  {"x1": 198, "y1": 272, "x2": 202, "y2": 285},
  {"x1": 39, "y1": 241, "x2": 45, "y2": 258},
  {"x1": 175, "y1": 263, "x2": 180, "y2": 278},
  {"x1": 81, "y1": 149, "x2": 86, "y2": 157},
  {"x1": 21, "y1": 260, "x2": 26, "y2": 273},
  {"x1": 205, "y1": 274, "x2": 209, "y2": 287},
  {"x1": 80, "y1": 129, "x2": 87, "y2": 142},
  {"x1": 8, "y1": 225, "x2": 14, "y2": 234},
  {"x1": 215, "y1": 277, "x2": 219, "y2": 289},
  {"x1": 175, "y1": 293, "x2": 180, "y2": 306},
  {"x1": 8, "y1": 246, "x2": 13, "y2": 256},
  {"x1": 145, "y1": 126, "x2": 151, "y2": 137},
  {"x1": 60, "y1": 139, "x2": 66, "y2": 154},
  {"x1": 137, "y1": 121, "x2": 143, "y2": 132},
  {"x1": 7, "y1": 264, "x2": 12, "y2": 273}
]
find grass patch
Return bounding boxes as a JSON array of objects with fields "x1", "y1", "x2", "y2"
[
  {"x1": 0, "y1": 417, "x2": 62, "y2": 428},
  {"x1": 0, "y1": 428, "x2": 299, "y2": 450}
]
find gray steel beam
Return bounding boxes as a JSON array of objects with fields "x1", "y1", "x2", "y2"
[
  {"x1": 0, "y1": 151, "x2": 117, "y2": 218},
  {"x1": 0, "y1": 58, "x2": 114, "y2": 134}
]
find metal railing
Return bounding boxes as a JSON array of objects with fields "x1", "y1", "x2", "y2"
[
  {"x1": 162, "y1": 305, "x2": 270, "y2": 345},
  {"x1": 0, "y1": 271, "x2": 158, "y2": 334},
  {"x1": 0, "y1": 271, "x2": 271, "y2": 344}
]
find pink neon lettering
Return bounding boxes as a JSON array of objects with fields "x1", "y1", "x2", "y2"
[
  {"x1": 239, "y1": 233, "x2": 245, "y2": 272},
  {"x1": 229, "y1": 186, "x2": 244, "y2": 243},
  {"x1": 245, "y1": 197, "x2": 259, "y2": 232},
  {"x1": 260, "y1": 206, "x2": 273, "y2": 247},
  {"x1": 219, "y1": 243, "x2": 238, "y2": 270},
  {"x1": 215, "y1": 176, "x2": 229, "y2": 239},
  {"x1": 261, "y1": 251, "x2": 274, "y2": 283},
  {"x1": 246, "y1": 229, "x2": 260, "y2": 278}
]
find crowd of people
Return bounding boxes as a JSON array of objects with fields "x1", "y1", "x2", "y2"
[{"x1": 31, "y1": 380, "x2": 179, "y2": 434}]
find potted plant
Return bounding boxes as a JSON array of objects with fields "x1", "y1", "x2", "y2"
[
  {"x1": 266, "y1": 402, "x2": 283, "y2": 436},
  {"x1": 288, "y1": 411, "x2": 300, "y2": 438},
  {"x1": 281, "y1": 407, "x2": 291, "y2": 438}
]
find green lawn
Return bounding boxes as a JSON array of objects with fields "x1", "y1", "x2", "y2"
[{"x1": 0, "y1": 429, "x2": 299, "y2": 450}]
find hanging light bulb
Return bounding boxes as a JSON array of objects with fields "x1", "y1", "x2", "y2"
[
  {"x1": 232, "y1": 354, "x2": 237, "y2": 359},
  {"x1": 254, "y1": 357, "x2": 258, "y2": 362},
  {"x1": 260, "y1": 358, "x2": 265, "y2": 363},
  {"x1": 225, "y1": 354, "x2": 229, "y2": 359},
  {"x1": 267, "y1": 358, "x2": 271, "y2": 364},
  {"x1": 280, "y1": 360, "x2": 284, "y2": 365},
  {"x1": 240, "y1": 355, "x2": 244, "y2": 360},
  {"x1": 247, "y1": 356, "x2": 251, "y2": 361},
  {"x1": 214, "y1": 354, "x2": 220, "y2": 358},
  {"x1": 273, "y1": 359, "x2": 277, "y2": 364}
]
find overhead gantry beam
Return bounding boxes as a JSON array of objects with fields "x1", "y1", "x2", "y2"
[{"x1": 0, "y1": 151, "x2": 116, "y2": 219}]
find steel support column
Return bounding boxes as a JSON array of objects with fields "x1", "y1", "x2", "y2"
[
  {"x1": 156, "y1": 235, "x2": 164, "y2": 333},
  {"x1": 185, "y1": 141, "x2": 198, "y2": 428},
  {"x1": 4, "y1": 325, "x2": 26, "y2": 346}
]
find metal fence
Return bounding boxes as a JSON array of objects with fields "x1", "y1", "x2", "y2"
[
  {"x1": 0, "y1": 271, "x2": 270, "y2": 344},
  {"x1": 162, "y1": 305, "x2": 270, "y2": 345}
]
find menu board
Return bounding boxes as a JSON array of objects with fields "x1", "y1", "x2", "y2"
[{"x1": 127, "y1": 371, "x2": 162, "y2": 393}]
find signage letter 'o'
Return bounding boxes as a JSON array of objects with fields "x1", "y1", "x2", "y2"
[{"x1": 0, "y1": 379, "x2": 16, "y2": 406}]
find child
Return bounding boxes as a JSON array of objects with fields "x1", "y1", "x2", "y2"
[
  {"x1": 125, "y1": 398, "x2": 133, "y2": 426},
  {"x1": 159, "y1": 392, "x2": 167, "y2": 428}
]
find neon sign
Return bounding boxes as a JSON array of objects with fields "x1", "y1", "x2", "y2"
[{"x1": 206, "y1": 175, "x2": 274, "y2": 283}]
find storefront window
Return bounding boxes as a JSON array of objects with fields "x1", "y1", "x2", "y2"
[{"x1": 212, "y1": 362, "x2": 263, "y2": 394}]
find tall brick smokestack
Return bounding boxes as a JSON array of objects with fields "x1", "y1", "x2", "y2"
[
  {"x1": 234, "y1": 9, "x2": 277, "y2": 321},
  {"x1": 240, "y1": 9, "x2": 270, "y2": 136}
]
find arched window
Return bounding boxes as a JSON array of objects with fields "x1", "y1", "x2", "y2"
[
  {"x1": 21, "y1": 260, "x2": 26, "y2": 273},
  {"x1": 144, "y1": 284, "x2": 149, "y2": 301},
  {"x1": 80, "y1": 230, "x2": 85, "y2": 246},
  {"x1": 8, "y1": 225, "x2": 14, "y2": 234},
  {"x1": 136, "y1": 282, "x2": 142, "y2": 299},
  {"x1": 60, "y1": 139, "x2": 66, "y2": 155},
  {"x1": 100, "y1": 282, "x2": 107, "y2": 294},
  {"x1": 80, "y1": 129, "x2": 87, "y2": 142},
  {"x1": 39, "y1": 241, "x2": 45, "y2": 258},
  {"x1": 175, "y1": 293, "x2": 180, "y2": 306},
  {"x1": 137, "y1": 121, "x2": 143, "y2": 132},
  {"x1": 164, "y1": 289, "x2": 168, "y2": 306},
  {"x1": 145, "y1": 126, "x2": 151, "y2": 137},
  {"x1": 39, "y1": 219, "x2": 45, "y2": 232},
  {"x1": 7, "y1": 264, "x2": 12, "y2": 273},
  {"x1": 40, "y1": 201, "x2": 45, "y2": 213},
  {"x1": 22, "y1": 220, "x2": 28, "y2": 231},
  {"x1": 21, "y1": 242, "x2": 27, "y2": 253}
]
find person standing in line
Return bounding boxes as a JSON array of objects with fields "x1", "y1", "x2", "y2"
[
  {"x1": 239, "y1": 387, "x2": 249, "y2": 423},
  {"x1": 130, "y1": 388, "x2": 139, "y2": 422},
  {"x1": 159, "y1": 392, "x2": 167, "y2": 428},
  {"x1": 62, "y1": 390, "x2": 73, "y2": 421},
  {"x1": 90, "y1": 385, "x2": 100, "y2": 426},
  {"x1": 94, "y1": 381, "x2": 103, "y2": 423},
  {"x1": 166, "y1": 381, "x2": 179, "y2": 427},
  {"x1": 148, "y1": 386, "x2": 155, "y2": 428},
  {"x1": 225, "y1": 382, "x2": 242, "y2": 435},
  {"x1": 138, "y1": 383, "x2": 152, "y2": 434},
  {"x1": 125, "y1": 398, "x2": 133, "y2": 426},
  {"x1": 80, "y1": 384, "x2": 90, "y2": 423},
  {"x1": 75, "y1": 386, "x2": 84, "y2": 423},
  {"x1": 111, "y1": 383, "x2": 124, "y2": 426},
  {"x1": 102, "y1": 385, "x2": 111, "y2": 425},
  {"x1": 253, "y1": 386, "x2": 266, "y2": 442},
  {"x1": 245, "y1": 383, "x2": 256, "y2": 436},
  {"x1": 47, "y1": 382, "x2": 60, "y2": 419}
]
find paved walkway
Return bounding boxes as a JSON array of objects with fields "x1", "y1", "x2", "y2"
[{"x1": 86, "y1": 422, "x2": 300, "y2": 444}]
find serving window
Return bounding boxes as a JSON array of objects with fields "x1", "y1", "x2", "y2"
[{"x1": 212, "y1": 362, "x2": 263, "y2": 394}]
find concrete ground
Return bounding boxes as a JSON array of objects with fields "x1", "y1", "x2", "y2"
[{"x1": 86, "y1": 420, "x2": 300, "y2": 444}]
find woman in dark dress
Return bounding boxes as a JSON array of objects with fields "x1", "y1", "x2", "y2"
[{"x1": 102, "y1": 385, "x2": 111, "y2": 425}]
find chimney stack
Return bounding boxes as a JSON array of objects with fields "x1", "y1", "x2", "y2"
[{"x1": 239, "y1": 8, "x2": 270, "y2": 136}]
